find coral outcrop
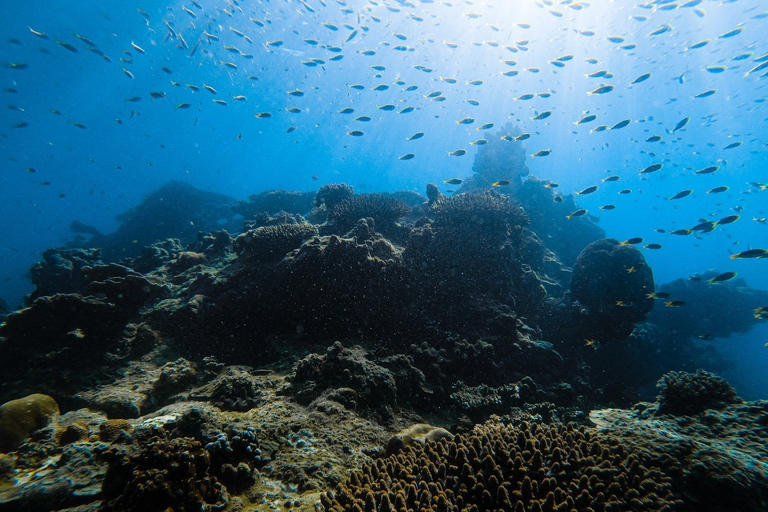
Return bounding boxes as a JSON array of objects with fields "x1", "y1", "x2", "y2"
[
  {"x1": 655, "y1": 370, "x2": 743, "y2": 416},
  {"x1": 0, "y1": 394, "x2": 59, "y2": 453}
]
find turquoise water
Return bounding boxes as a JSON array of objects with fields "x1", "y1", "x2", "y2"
[{"x1": 1, "y1": 0, "x2": 767, "y2": 393}]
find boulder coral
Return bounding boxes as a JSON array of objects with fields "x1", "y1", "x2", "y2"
[
  {"x1": 570, "y1": 238, "x2": 654, "y2": 341},
  {"x1": 0, "y1": 394, "x2": 59, "y2": 453}
]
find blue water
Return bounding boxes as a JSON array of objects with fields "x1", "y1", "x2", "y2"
[{"x1": 2, "y1": 1, "x2": 767, "y2": 394}]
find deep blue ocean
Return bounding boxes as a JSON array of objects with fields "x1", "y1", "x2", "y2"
[{"x1": 1, "y1": 0, "x2": 767, "y2": 396}]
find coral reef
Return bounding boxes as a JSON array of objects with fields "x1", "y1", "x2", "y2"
[
  {"x1": 101, "y1": 433, "x2": 228, "y2": 512},
  {"x1": 655, "y1": 370, "x2": 743, "y2": 416},
  {"x1": 570, "y1": 238, "x2": 654, "y2": 341},
  {"x1": 0, "y1": 394, "x2": 59, "y2": 452},
  {"x1": 326, "y1": 193, "x2": 411, "y2": 238},
  {"x1": 28, "y1": 248, "x2": 101, "y2": 300},
  {"x1": 314, "y1": 183, "x2": 355, "y2": 210},
  {"x1": 321, "y1": 420, "x2": 682, "y2": 512},
  {"x1": 592, "y1": 399, "x2": 768, "y2": 512},
  {"x1": 233, "y1": 223, "x2": 318, "y2": 263}
]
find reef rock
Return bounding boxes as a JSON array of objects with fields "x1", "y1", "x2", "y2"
[
  {"x1": 570, "y1": 238, "x2": 654, "y2": 341},
  {"x1": 0, "y1": 394, "x2": 59, "y2": 453}
]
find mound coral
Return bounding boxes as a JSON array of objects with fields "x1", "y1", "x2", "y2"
[
  {"x1": 322, "y1": 420, "x2": 681, "y2": 512},
  {"x1": 570, "y1": 238, "x2": 654, "y2": 341},
  {"x1": 327, "y1": 193, "x2": 411, "y2": 236},
  {"x1": 655, "y1": 370, "x2": 742, "y2": 416},
  {"x1": 314, "y1": 183, "x2": 355, "y2": 209},
  {"x1": 233, "y1": 223, "x2": 319, "y2": 262},
  {"x1": 0, "y1": 394, "x2": 59, "y2": 453}
]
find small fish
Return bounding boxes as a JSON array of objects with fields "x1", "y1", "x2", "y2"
[
  {"x1": 665, "y1": 300, "x2": 686, "y2": 307},
  {"x1": 603, "y1": 175, "x2": 620, "y2": 182},
  {"x1": 286, "y1": 126, "x2": 297, "y2": 134},
  {"x1": 443, "y1": 178, "x2": 463, "y2": 185},
  {"x1": 399, "y1": 107, "x2": 415, "y2": 114},
  {"x1": 149, "y1": 91, "x2": 166, "y2": 99},
  {"x1": 449, "y1": 149, "x2": 467, "y2": 156},
  {"x1": 621, "y1": 238, "x2": 644, "y2": 246},
  {"x1": 567, "y1": 209, "x2": 588, "y2": 220},
  {"x1": 531, "y1": 111, "x2": 552, "y2": 121},
  {"x1": 640, "y1": 163, "x2": 663, "y2": 174},
  {"x1": 176, "y1": 103, "x2": 191, "y2": 109},
  {"x1": 707, "y1": 186, "x2": 729, "y2": 194},
  {"x1": 646, "y1": 135, "x2": 662, "y2": 142},
  {"x1": 588, "y1": 85, "x2": 614, "y2": 95},
  {"x1": 746, "y1": 61, "x2": 768, "y2": 76},
  {"x1": 470, "y1": 139, "x2": 488, "y2": 146},
  {"x1": 731, "y1": 248, "x2": 768, "y2": 259},
  {"x1": 600, "y1": 204, "x2": 616, "y2": 210},
  {"x1": 70, "y1": 121, "x2": 87, "y2": 129},
  {"x1": 378, "y1": 104, "x2": 396, "y2": 111},
  {"x1": 724, "y1": 141, "x2": 742, "y2": 149},
  {"x1": 532, "y1": 149, "x2": 551, "y2": 157},
  {"x1": 619, "y1": 189, "x2": 632, "y2": 195},
  {"x1": 576, "y1": 114, "x2": 597, "y2": 125},
  {"x1": 705, "y1": 66, "x2": 727, "y2": 74},
  {"x1": 477, "y1": 123, "x2": 494, "y2": 130},
  {"x1": 670, "y1": 229, "x2": 693, "y2": 235},
  {"x1": 408, "y1": 132, "x2": 424, "y2": 141},
  {"x1": 668, "y1": 189, "x2": 693, "y2": 200},
  {"x1": 355, "y1": 116, "x2": 371, "y2": 122},
  {"x1": 716, "y1": 214, "x2": 740, "y2": 226},
  {"x1": 672, "y1": 117, "x2": 690, "y2": 132},
  {"x1": 457, "y1": 117, "x2": 475, "y2": 125},
  {"x1": 577, "y1": 185, "x2": 598, "y2": 195},
  {"x1": 515, "y1": 93, "x2": 535, "y2": 101},
  {"x1": 212, "y1": 99, "x2": 227, "y2": 106},
  {"x1": 124, "y1": 96, "x2": 141, "y2": 102},
  {"x1": 399, "y1": 153, "x2": 415, "y2": 161},
  {"x1": 233, "y1": 95, "x2": 246, "y2": 102},
  {"x1": 516, "y1": 133, "x2": 531, "y2": 141},
  {"x1": 28, "y1": 27, "x2": 49, "y2": 39},
  {"x1": 611, "y1": 119, "x2": 631, "y2": 130},
  {"x1": 339, "y1": 108, "x2": 355, "y2": 114},
  {"x1": 373, "y1": 84, "x2": 389, "y2": 91},
  {"x1": 643, "y1": 243, "x2": 663, "y2": 250},
  {"x1": 647, "y1": 292, "x2": 671, "y2": 300},
  {"x1": 130, "y1": 41, "x2": 146, "y2": 54},
  {"x1": 347, "y1": 130, "x2": 364, "y2": 136},
  {"x1": 203, "y1": 84, "x2": 217, "y2": 94},
  {"x1": 254, "y1": 112, "x2": 272, "y2": 119},
  {"x1": 591, "y1": 125, "x2": 609, "y2": 133},
  {"x1": 708, "y1": 272, "x2": 737, "y2": 284},
  {"x1": 122, "y1": 68, "x2": 134, "y2": 79},
  {"x1": 55, "y1": 40, "x2": 79, "y2": 53},
  {"x1": 719, "y1": 27, "x2": 744, "y2": 39},
  {"x1": 694, "y1": 89, "x2": 717, "y2": 99},
  {"x1": 492, "y1": 180, "x2": 511, "y2": 187},
  {"x1": 695, "y1": 165, "x2": 719, "y2": 175},
  {"x1": 631, "y1": 73, "x2": 652, "y2": 84}
]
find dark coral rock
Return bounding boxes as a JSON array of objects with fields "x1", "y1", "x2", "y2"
[
  {"x1": 517, "y1": 176, "x2": 605, "y2": 267},
  {"x1": 430, "y1": 190, "x2": 528, "y2": 234},
  {"x1": 263, "y1": 219, "x2": 409, "y2": 337},
  {"x1": 656, "y1": 370, "x2": 742, "y2": 416},
  {"x1": 190, "y1": 367, "x2": 264, "y2": 412},
  {"x1": 151, "y1": 358, "x2": 199, "y2": 402},
  {"x1": 29, "y1": 248, "x2": 102, "y2": 300},
  {"x1": 126, "y1": 238, "x2": 187, "y2": 275},
  {"x1": 83, "y1": 263, "x2": 168, "y2": 310},
  {"x1": 570, "y1": 238, "x2": 655, "y2": 341},
  {"x1": 0, "y1": 294, "x2": 126, "y2": 379},
  {"x1": 289, "y1": 342, "x2": 397, "y2": 420},
  {"x1": 233, "y1": 223, "x2": 318, "y2": 263},
  {"x1": 322, "y1": 421, "x2": 682, "y2": 512},
  {"x1": 326, "y1": 193, "x2": 410, "y2": 236},
  {"x1": 244, "y1": 210, "x2": 309, "y2": 230},
  {"x1": 101, "y1": 434, "x2": 228, "y2": 512},
  {"x1": 232, "y1": 189, "x2": 315, "y2": 219},
  {"x1": 78, "y1": 181, "x2": 239, "y2": 262},
  {"x1": 313, "y1": 183, "x2": 354, "y2": 209},
  {"x1": 425, "y1": 183, "x2": 444, "y2": 204}
]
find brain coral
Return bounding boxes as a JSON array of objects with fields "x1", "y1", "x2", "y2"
[
  {"x1": 0, "y1": 394, "x2": 59, "y2": 453},
  {"x1": 322, "y1": 421, "x2": 682, "y2": 512}
]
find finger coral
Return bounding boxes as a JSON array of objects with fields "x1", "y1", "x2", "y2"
[{"x1": 321, "y1": 421, "x2": 682, "y2": 512}]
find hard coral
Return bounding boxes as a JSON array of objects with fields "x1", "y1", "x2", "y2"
[
  {"x1": 570, "y1": 238, "x2": 654, "y2": 341},
  {"x1": 327, "y1": 193, "x2": 411, "y2": 235},
  {"x1": 430, "y1": 191, "x2": 528, "y2": 234},
  {"x1": 233, "y1": 223, "x2": 318, "y2": 263},
  {"x1": 322, "y1": 421, "x2": 682, "y2": 512},
  {"x1": 101, "y1": 434, "x2": 228, "y2": 512},
  {"x1": 655, "y1": 369, "x2": 742, "y2": 416},
  {"x1": 0, "y1": 394, "x2": 59, "y2": 453},
  {"x1": 314, "y1": 182, "x2": 354, "y2": 209}
]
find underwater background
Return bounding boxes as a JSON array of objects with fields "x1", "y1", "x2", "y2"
[
  {"x1": 2, "y1": 0, "x2": 766, "y2": 395},
  {"x1": 2, "y1": 1, "x2": 768, "y2": 511}
]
